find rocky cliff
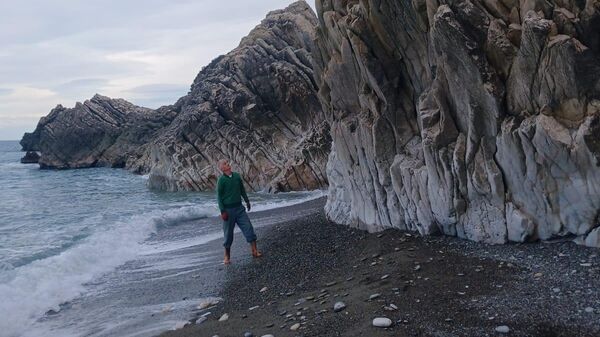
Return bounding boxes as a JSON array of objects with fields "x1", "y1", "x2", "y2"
[
  {"x1": 20, "y1": 94, "x2": 176, "y2": 169},
  {"x1": 135, "y1": 1, "x2": 329, "y2": 192},
  {"x1": 314, "y1": 0, "x2": 600, "y2": 247},
  {"x1": 22, "y1": 1, "x2": 329, "y2": 192}
]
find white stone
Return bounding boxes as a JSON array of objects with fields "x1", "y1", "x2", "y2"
[
  {"x1": 333, "y1": 301, "x2": 346, "y2": 312},
  {"x1": 260, "y1": 287, "x2": 268, "y2": 293},
  {"x1": 369, "y1": 293, "x2": 381, "y2": 300},
  {"x1": 372, "y1": 317, "x2": 392, "y2": 328},
  {"x1": 290, "y1": 323, "x2": 300, "y2": 331},
  {"x1": 585, "y1": 307, "x2": 594, "y2": 313},
  {"x1": 495, "y1": 325, "x2": 510, "y2": 333},
  {"x1": 218, "y1": 313, "x2": 229, "y2": 322},
  {"x1": 261, "y1": 335, "x2": 275, "y2": 337}
]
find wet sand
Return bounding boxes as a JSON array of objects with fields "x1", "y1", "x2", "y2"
[{"x1": 160, "y1": 198, "x2": 600, "y2": 337}]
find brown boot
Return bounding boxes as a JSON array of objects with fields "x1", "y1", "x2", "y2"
[
  {"x1": 250, "y1": 241, "x2": 263, "y2": 258},
  {"x1": 223, "y1": 247, "x2": 231, "y2": 265}
]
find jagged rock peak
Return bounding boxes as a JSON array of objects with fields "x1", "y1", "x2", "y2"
[
  {"x1": 239, "y1": 1, "x2": 317, "y2": 47},
  {"x1": 139, "y1": 0, "x2": 329, "y2": 192}
]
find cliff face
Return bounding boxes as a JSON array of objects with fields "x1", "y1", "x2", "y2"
[
  {"x1": 314, "y1": 0, "x2": 600, "y2": 246},
  {"x1": 21, "y1": 1, "x2": 329, "y2": 192},
  {"x1": 136, "y1": 1, "x2": 329, "y2": 192},
  {"x1": 20, "y1": 94, "x2": 176, "y2": 169}
]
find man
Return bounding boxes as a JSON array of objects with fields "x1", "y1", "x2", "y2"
[{"x1": 216, "y1": 159, "x2": 262, "y2": 264}]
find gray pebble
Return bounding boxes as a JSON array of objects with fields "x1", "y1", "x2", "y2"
[
  {"x1": 373, "y1": 317, "x2": 392, "y2": 327},
  {"x1": 495, "y1": 325, "x2": 510, "y2": 333},
  {"x1": 369, "y1": 293, "x2": 381, "y2": 300}
]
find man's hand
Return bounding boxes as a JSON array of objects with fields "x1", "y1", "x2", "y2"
[
  {"x1": 220, "y1": 211, "x2": 228, "y2": 221},
  {"x1": 246, "y1": 202, "x2": 251, "y2": 211}
]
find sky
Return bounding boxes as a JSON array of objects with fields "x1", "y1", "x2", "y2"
[{"x1": 0, "y1": 0, "x2": 316, "y2": 140}]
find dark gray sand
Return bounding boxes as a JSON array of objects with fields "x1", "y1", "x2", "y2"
[{"x1": 160, "y1": 198, "x2": 600, "y2": 337}]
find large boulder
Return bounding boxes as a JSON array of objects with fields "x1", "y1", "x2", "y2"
[{"x1": 314, "y1": 0, "x2": 600, "y2": 247}]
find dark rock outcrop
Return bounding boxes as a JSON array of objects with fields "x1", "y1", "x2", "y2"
[
  {"x1": 127, "y1": 1, "x2": 329, "y2": 192},
  {"x1": 20, "y1": 151, "x2": 40, "y2": 164},
  {"x1": 21, "y1": 1, "x2": 328, "y2": 192},
  {"x1": 21, "y1": 94, "x2": 176, "y2": 169},
  {"x1": 315, "y1": 0, "x2": 600, "y2": 247}
]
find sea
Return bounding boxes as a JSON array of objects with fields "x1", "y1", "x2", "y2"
[{"x1": 0, "y1": 140, "x2": 324, "y2": 337}]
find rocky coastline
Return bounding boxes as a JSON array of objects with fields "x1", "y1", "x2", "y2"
[
  {"x1": 20, "y1": 0, "x2": 600, "y2": 247},
  {"x1": 21, "y1": 1, "x2": 329, "y2": 193}
]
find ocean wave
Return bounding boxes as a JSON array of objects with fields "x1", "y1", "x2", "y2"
[
  {"x1": 151, "y1": 204, "x2": 216, "y2": 229},
  {"x1": 0, "y1": 204, "x2": 216, "y2": 337}
]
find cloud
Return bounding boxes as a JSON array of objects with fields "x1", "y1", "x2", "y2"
[
  {"x1": 0, "y1": 86, "x2": 65, "y2": 139},
  {"x1": 0, "y1": 1, "x2": 316, "y2": 139}
]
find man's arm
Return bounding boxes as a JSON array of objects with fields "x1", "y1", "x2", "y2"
[
  {"x1": 216, "y1": 177, "x2": 225, "y2": 212},
  {"x1": 239, "y1": 175, "x2": 250, "y2": 209}
]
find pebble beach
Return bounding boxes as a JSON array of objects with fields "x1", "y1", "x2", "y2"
[{"x1": 159, "y1": 197, "x2": 600, "y2": 337}]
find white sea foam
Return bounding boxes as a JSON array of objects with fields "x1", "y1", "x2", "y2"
[
  {"x1": 139, "y1": 234, "x2": 223, "y2": 255},
  {"x1": 0, "y1": 205, "x2": 215, "y2": 337}
]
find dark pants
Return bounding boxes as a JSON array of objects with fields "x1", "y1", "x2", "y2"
[{"x1": 223, "y1": 205, "x2": 257, "y2": 248}]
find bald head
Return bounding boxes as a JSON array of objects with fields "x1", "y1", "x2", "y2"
[{"x1": 218, "y1": 159, "x2": 232, "y2": 175}]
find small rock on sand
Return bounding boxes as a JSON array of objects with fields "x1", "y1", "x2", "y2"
[
  {"x1": 197, "y1": 298, "x2": 220, "y2": 310},
  {"x1": 369, "y1": 293, "x2": 381, "y2": 300},
  {"x1": 218, "y1": 313, "x2": 229, "y2": 322},
  {"x1": 585, "y1": 307, "x2": 594, "y2": 313},
  {"x1": 334, "y1": 301, "x2": 346, "y2": 312},
  {"x1": 244, "y1": 332, "x2": 253, "y2": 337},
  {"x1": 260, "y1": 287, "x2": 268, "y2": 293},
  {"x1": 290, "y1": 323, "x2": 300, "y2": 331},
  {"x1": 495, "y1": 325, "x2": 510, "y2": 333},
  {"x1": 261, "y1": 335, "x2": 275, "y2": 337},
  {"x1": 373, "y1": 317, "x2": 392, "y2": 327}
]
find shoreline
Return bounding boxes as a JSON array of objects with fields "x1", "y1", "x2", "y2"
[{"x1": 159, "y1": 198, "x2": 600, "y2": 337}]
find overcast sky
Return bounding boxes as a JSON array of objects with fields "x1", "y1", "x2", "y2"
[{"x1": 0, "y1": 0, "x2": 315, "y2": 140}]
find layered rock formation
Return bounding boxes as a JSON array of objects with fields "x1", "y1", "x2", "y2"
[
  {"x1": 21, "y1": 95, "x2": 175, "y2": 169},
  {"x1": 315, "y1": 0, "x2": 600, "y2": 246},
  {"x1": 135, "y1": 1, "x2": 329, "y2": 192},
  {"x1": 22, "y1": 1, "x2": 329, "y2": 192},
  {"x1": 20, "y1": 94, "x2": 177, "y2": 169}
]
